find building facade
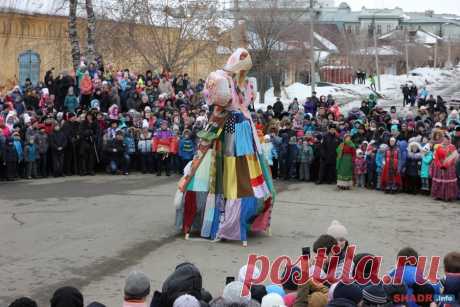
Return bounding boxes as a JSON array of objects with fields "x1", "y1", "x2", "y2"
[{"x1": 0, "y1": 11, "x2": 222, "y2": 87}]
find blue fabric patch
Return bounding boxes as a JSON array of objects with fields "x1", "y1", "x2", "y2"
[
  {"x1": 240, "y1": 197, "x2": 257, "y2": 241},
  {"x1": 235, "y1": 121, "x2": 255, "y2": 156}
]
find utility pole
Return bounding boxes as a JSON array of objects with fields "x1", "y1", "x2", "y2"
[
  {"x1": 309, "y1": 0, "x2": 316, "y2": 94},
  {"x1": 447, "y1": 39, "x2": 452, "y2": 67},
  {"x1": 373, "y1": 17, "x2": 381, "y2": 91},
  {"x1": 434, "y1": 40, "x2": 438, "y2": 68},
  {"x1": 404, "y1": 27, "x2": 409, "y2": 76}
]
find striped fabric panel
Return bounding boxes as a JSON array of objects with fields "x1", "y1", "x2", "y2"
[{"x1": 246, "y1": 154, "x2": 270, "y2": 199}]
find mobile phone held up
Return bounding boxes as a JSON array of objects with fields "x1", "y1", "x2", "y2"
[
  {"x1": 226, "y1": 276, "x2": 235, "y2": 285},
  {"x1": 302, "y1": 247, "x2": 311, "y2": 257}
]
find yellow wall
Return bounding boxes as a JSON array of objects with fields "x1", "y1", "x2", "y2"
[{"x1": 0, "y1": 12, "x2": 223, "y2": 87}]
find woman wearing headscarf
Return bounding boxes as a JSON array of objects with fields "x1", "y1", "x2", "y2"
[
  {"x1": 431, "y1": 134, "x2": 458, "y2": 201},
  {"x1": 336, "y1": 134, "x2": 355, "y2": 190},
  {"x1": 175, "y1": 48, "x2": 275, "y2": 247},
  {"x1": 381, "y1": 137, "x2": 402, "y2": 193}
]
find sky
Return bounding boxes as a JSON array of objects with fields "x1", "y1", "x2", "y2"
[{"x1": 343, "y1": 0, "x2": 460, "y2": 15}]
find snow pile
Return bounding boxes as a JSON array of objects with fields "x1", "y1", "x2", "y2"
[{"x1": 253, "y1": 67, "x2": 458, "y2": 113}]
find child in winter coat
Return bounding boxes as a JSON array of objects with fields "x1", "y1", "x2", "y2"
[
  {"x1": 123, "y1": 129, "x2": 137, "y2": 175},
  {"x1": 137, "y1": 125, "x2": 153, "y2": 174},
  {"x1": 354, "y1": 149, "x2": 367, "y2": 187},
  {"x1": 64, "y1": 86, "x2": 79, "y2": 113},
  {"x1": 365, "y1": 142, "x2": 377, "y2": 189},
  {"x1": 297, "y1": 139, "x2": 314, "y2": 181},
  {"x1": 420, "y1": 144, "x2": 433, "y2": 194},
  {"x1": 262, "y1": 135, "x2": 277, "y2": 171},
  {"x1": 24, "y1": 138, "x2": 38, "y2": 179},
  {"x1": 178, "y1": 129, "x2": 195, "y2": 174},
  {"x1": 287, "y1": 136, "x2": 299, "y2": 179},
  {"x1": 405, "y1": 142, "x2": 422, "y2": 194},
  {"x1": 3, "y1": 137, "x2": 19, "y2": 180},
  {"x1": 375, "y1": 144, "x2": 388, "y2": 190}
]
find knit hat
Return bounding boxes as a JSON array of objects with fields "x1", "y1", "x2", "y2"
[
  {"x1": 223, "y1": 281, "x2": 251, "y2": 305},
  {"x1": 87, "y1": 302, "x2": 106, "y2": 307},
  {"x1": 327, "y1": 220, "x2": 348, "y2": 240},
  {"x1": 124, "y1": 271, "x2": 150, "y2": 299},
  {"x1": 173, "y1": 294, "x2": 200, "y2": 307},
  {"x1": 50, "y1": 287, "x2": 84, "y2": 307},
  {"x1": 261, "y1": 293, "x2": 286, "y2": 307},
  {"x1": 333, "y1": 282, "x2": 363, "y2": 304},
  {"x1": 362, "y1": 284, "x2": 388, "y2": 305},
  {"x1": 266, "y1": 284, "x2": 286, "y2": 297},
  {"x1": 238, "y1": 265, "x2": 261, "y2": 285},
  {"x1": 8, "y1": 297, "x2": 37, "y2": 307}
]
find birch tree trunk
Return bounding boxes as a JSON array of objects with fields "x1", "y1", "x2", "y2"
[
  {"x1": 85, "y1": 0, "x2": 97, "y2": 64},
  {"x1": 68, "y1": 0, "x2": 81, "y2": 71}
]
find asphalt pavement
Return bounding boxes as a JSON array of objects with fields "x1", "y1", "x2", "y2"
[{"x1": 1, "y1": 175, "x2": 459, "y2": 306}]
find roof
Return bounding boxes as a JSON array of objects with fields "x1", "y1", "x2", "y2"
[
  {"x1": 378, "y1": 28, "x2": 443, "y2": 45},
  {"x1": 351, "y1": 45, "x2": 401, "y2": 56}
]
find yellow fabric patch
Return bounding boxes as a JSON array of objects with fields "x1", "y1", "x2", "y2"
[
  {"x1": 223, "y1": 156, "x2": 237, "y2": 199},
  {"x1": 246, "y1": 154, "x2": 263, "y2": 180}
]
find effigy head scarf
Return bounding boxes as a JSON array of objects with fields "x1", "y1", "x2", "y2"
[{"x1": 223, "y1": 48, "x2": 252, "y2": 88}]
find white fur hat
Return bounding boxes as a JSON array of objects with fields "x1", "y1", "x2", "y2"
[
  {"x1": 261, "y1": 293, "x2": 286, "y2": 307},
  {"x1": 327, "y1": 220, "x2": 348, "y2": 239}
]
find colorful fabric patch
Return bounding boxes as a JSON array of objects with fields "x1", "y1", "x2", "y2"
[
  {"x1": 217, "y1": 199, "x2": 242, "y2": 241},
  {"x1": 223, "y1": 156, "x2": 237, "y2": 199},
  {"x1": 235, "y1": 120, "x2": 255, "y2": 156},
  {"x1": 236, "y1": 157, "x2": 253, "y2": 198}
]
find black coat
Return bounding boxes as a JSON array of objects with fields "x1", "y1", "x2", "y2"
[
  {"x1": 3, "y1": 140, "x2": 18, "y2": 163},
  {"x1": 49, "y1": 130, "x2": 68, "y2": 152},
  {"x1": 320, "y1": 133, "x2": 339, "y2": 163},
  {"x1": 151, "y1": 263, "x2": 204, "y2": 307}
]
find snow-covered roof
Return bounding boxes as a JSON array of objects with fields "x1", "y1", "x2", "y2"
[
  {"x1": 352, "y1": 45, "x2": 401, "y2": 56},
  {"x1": 414, "y1": 29, "x2": 443, "y2": 45},
  {"x1": 313, "y1": 32, "x2": 338, "y2": 52}
]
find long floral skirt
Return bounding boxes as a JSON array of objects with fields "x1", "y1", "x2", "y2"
[
  {"x1": 431, "y1": 165, "x2": 458, "y2": 201},
  {"x1": 175, "y1": 111, "x2": 275, "y2": 241},
  {"x1": 336, "y1": 154, "x2": 353, "y2": 188}
]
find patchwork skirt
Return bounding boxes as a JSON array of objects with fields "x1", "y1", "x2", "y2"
[{"x1": 176, "y1": 111, "x2": 275, "y2": 241}]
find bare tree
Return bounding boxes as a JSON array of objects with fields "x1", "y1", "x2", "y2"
[
  {"x1": 85, "y1": 0, "x2": 97, "y2": 64},
  {"x1": 105, "y1": 0, "x2": 221, "y2": 73},
  {"x1": 68, "y1": 0, "x2": 81, "y2": 70},
  {"x1": 238, "y1": 1, "x2": 306, "y2": 103}
]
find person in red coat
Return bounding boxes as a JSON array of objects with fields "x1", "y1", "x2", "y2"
[
  {"x1": 152, "y1": 120, "x2": 176, "y2": 176},
  {"x1": 381, "y1": 137, "x2": 402, "y2": 193}
]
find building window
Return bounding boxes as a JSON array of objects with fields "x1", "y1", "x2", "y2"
[
  {"x1": 377, "y1": 24, "x2": 382, "y2": 34},
  {"x1": 18, "y1": 50, "x2": 41, "y2": 86},
  {"x1": 347, "y1": 25, "x2": 352, "y2": 33},
  {"x1": 387, "y1": 24, "x2": 392, "y2": 32},
  {"x1": 355, "y1": 25, "x2": 360, "y2": 34}
]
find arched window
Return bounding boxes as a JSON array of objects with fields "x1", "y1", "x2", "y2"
[{"x1": 18, "y1": 50, "x2": 41, "y2": 86}]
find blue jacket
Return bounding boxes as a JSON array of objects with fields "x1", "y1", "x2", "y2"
[
  {"x1": 388, "y1": 266, "x2": 441, "y2": 307},
  {"x1": 421, "y1": 151, "x2": 433, "y2": 178},
  {"x1": 124, "y1": 135, "x2": 136, "y2": 154},
  {"x1": 24, "y1": 143, "x2": 37, "y2": 162},
  {"x1": 398, "y1": 141, "x2": 408, "y2": 172},
  {"x1": 13, "y1": 139, "x2": 23, "y2": 161},
  {"x1": 178, "y1": 138, "x2": 195, "y2": 160}
]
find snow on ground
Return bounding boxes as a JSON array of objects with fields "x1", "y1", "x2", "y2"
[{"x1": 254, "y1": 67, "x2": 459, "y2": 114}]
